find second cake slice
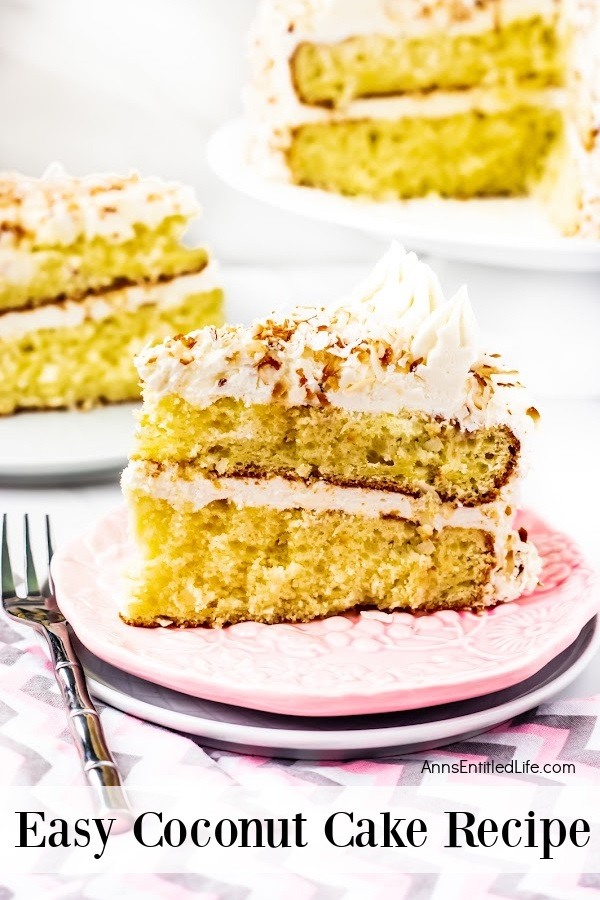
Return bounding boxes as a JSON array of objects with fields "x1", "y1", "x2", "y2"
[{"x1": 0, "y1": 168, "x2": 223, "y2": 414}]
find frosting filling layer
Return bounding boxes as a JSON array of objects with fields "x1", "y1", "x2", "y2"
[
  {"x1": 254, "y1": 1, "x2": 561, "y2": 43},
  {"x1": 124, "y1": 459, "x2": 508, "y2": 525},
  {"x1": 0, "y1": 264, "x2": 221, "y2": 340},
  {"x1": 123, "y1": 461, "x2": 542, "y2": 606}
]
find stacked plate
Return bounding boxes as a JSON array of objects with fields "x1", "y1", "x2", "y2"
[{"x1": 52, "y1": 507, "x2": 600, "y2": 760}]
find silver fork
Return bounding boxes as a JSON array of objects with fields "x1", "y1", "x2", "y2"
[{"x1": 1, "y1": 513, "x2": 131, "y2": 824}]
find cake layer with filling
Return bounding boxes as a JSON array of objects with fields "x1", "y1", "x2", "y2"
[
  {"x1": 122, "y1": 465, "x2": 539, "y2": 626},
  {"x1": 133, "y1": 397, "x2": 519, "y2": 505},
  {"x1": 0, "y1": 267, "x2": 223, "y2": 415},
  {"x1": 291, "y1": 17, "x2": 563, "y2": 106},
  {"x1": 0, "y1": 169, "x2": 224, "y2": 415},
  {"x1": 122, "y1": 495, "x2": 496, "y2": 627},
  {"x1": 122, "y1": 244, "x2": 541, "y2": 627},
  {"x1": 0, "y1": 169, "x2": 205, "y2": 312}
]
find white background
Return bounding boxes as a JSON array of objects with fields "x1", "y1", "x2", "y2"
[{"x1": 0, "y1": 0, "x2": 381, "y2": 263}]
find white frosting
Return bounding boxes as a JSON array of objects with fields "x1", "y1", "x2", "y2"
[
  {"x1": 125, "y1": 458, "x2": 497, "y2": 523},
  {"x1": 0, "y1": 264, "x2": 220, "y2": 340},
  {"x1": 545, "y1": 120, "x2": 600, "y2": 237},
  {"x1": 255, "y1": 0, "x2": 559, "y2": 43},
  {"x1": 0, "y1": 248, "x2": 40, "y2": 286},
  {"x1": 0, "y1": 167, "x2": 200, "y2": 246},
  {"x1": 122, "y1": 460, "x2": 542, "y2": 604},
  {"x1": 137, "y1": 243, "x2": 536, "y2": 457}
]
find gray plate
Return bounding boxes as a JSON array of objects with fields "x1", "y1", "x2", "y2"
[{"x1": 75, "y1": 617, "x2": 599, "y2": 760}]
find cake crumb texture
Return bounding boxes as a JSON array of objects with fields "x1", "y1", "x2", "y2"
[
  {"x1": 288, "y1": 108, "x2": 563, "y2": 198},
  {"x1": 122, "y1": 494, "x2": 497, "y2": 627},
  {"x1": 134, "y1": 396, "x2": 520, "y2": 506}
]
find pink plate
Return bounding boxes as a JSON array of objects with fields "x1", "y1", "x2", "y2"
[{"x1": 52, "y1": 507, "x2": 599, "y2": 717}]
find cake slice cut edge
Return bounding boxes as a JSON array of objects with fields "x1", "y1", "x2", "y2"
[{"x1": 121, "y1": 243, "x2": 542, "y2": 628}]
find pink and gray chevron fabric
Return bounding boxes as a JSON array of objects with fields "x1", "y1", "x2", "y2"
[{"x1": 1, "y1": 613, "x2": 600, "y2": 899}]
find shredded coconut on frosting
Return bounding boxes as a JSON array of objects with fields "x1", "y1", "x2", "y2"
[
  {"x1": 137, "y1": 243, "x2": 538, "y2": 458},
  {"x1": 0, "y1": 165, "x2": 200, "y2": 247}
]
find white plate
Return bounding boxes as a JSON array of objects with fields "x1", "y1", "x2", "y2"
[
  {"x1": 77, "y1": 617, "x2": 599, "y2": 760},
  {"x1": 207, "y1": 119, "x2": 600, "y2": 273},
  {"x1": 0, "y1": 403, "x2": 137, "y2": 482}
]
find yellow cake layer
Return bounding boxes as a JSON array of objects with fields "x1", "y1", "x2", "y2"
[
  {"x1": 133, "y1": 397, "x2": 519, "y2": 505},
  {"x1": 288, "y1": 106, "x2": 563, "y2": 198},
  {"x1": 0, "y1": 216, "x2": 208, "y2": 313},
  {"x1": 0, "y1": 289, "x2": 223, "y2": 415},
  {"x1": 291, "y1": 17, "x2": 564, "y2": 107},
  {"x1": 123, "y1": 494, "x2": 496, "y2": 627}
]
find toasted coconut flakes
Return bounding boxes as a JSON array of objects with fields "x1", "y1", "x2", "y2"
[
  {"x1": 272, "y1": 381, "x2": 288, "y2": 400},
  {"x1": 257, "y1": 355, "x2": 282, "y2": 371},
  {"x1": 172, "y1": 333, "x2": 197, "y2": 349},
  {"x1": 379, "y1": 346, "x2": 393, "y2": 366}
]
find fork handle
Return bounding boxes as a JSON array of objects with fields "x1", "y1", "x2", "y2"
[{"x1": 42, "y1": 621, "x2": 132, "y2": 828}]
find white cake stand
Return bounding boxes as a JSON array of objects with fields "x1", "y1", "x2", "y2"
[{"x1": 207, "y1": 118, "x2": 600, "y2": 273}]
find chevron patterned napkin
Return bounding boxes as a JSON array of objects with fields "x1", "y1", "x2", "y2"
[{"x1": 1, "y1": 613, "x2": 599, "y2": 899}]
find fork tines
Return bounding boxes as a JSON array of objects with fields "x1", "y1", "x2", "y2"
[{"x1": 1, "y1": 514, "x2": 54, "y2": 602}]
